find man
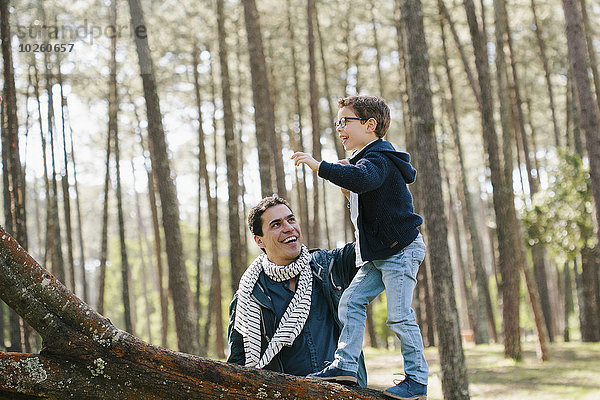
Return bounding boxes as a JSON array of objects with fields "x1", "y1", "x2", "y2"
[{"x1": 227, "y1": 195, "x2": 367, "y2": 386}]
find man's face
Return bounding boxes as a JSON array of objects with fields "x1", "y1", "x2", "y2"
[{"x1": 254, "y1": 204, "x2": 303, "y2": 266}]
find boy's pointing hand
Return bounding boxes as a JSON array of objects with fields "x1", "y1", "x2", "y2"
[{"x1": 291, "y1": 152, "x2": 321, "y2": 172}]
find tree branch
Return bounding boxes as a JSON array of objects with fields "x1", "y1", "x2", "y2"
[{"x1": 0, "y1": 226, "x2": 388, "y2": 399}]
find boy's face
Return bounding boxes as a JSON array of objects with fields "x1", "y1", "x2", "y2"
[
  {"x1": 336, "y1": 106, "x2": 378, "y2": 152},
  {"x1": 254, "y1": 204, "x2": 303, "y2": 266}
]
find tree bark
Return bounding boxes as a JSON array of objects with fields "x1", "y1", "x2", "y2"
[
  {"x1": 562, "y1": 0, "x2": 600, "y2": 251},
  {"x1": 437, "y1": 0, "x2": 482, "y2": 108},
  {"x1": 307, "y1": 0, "x2": 321, "y2": 248},
  {"x1": 56, "y1": 62, "x2": 76, "y2": 294},
  {"x1": 38, "y1": 8, "x2": 66, "y2": 287},
  {"x1": 463, "y1": 0, "x2": 522, "y2": 360},
  {"x1": 315, "y1": 7, "x2": 344, "y2": 160},
  {"x1": 192, "y1": 44, "x2": 224, "y2": 357},
  {"x1": 563, "y1": 262, "x2": 573, "y2": 341},
  {"x1": 580, "y1": 247, "x2": 600, "y2": 341},
  {"x1": 393, "y1": 0, "x2": 412, "y2": 144},
  {"x1": 368, "y1": 0, "x2": 385, "y2": 100},
  {"x1": 438, "y1": 13, "x2": 492, "y2": 344},
  {"x1": 285, "y1": 0, "x2": 311, "y2": 244},
  {"x1": 401, "y1": 0, "x2": 469, "y2": 398},
  {"x1": 577, "y1": 0, "x2": 600, "y2": 115},
  {"x1": 108, "y1": 0, "x2": 133, "y2": 335},
  {"x1": 96, "y1": 120, "x2": 111, "y2": 316},
  {"x1": 0, "y1": 226, "x2": 391, "y2": 399},
  {"x1": 240, "y1": 0, "x2": 279, "y2": 197},
  {"x1": 204, "y1": 50, "x2": 226, "y2": 358},
  {"x1": 131, "y1": 160, "x2": 153, "y2": 344},
  {"x1": 68, "y1": 113, "x2": 88, "y2": 303},
  {"x1": 137, "y1": 127, "x2": 168, "y2": 348},
  {"x1": 127, "y1": 0, "x2": 198, "y2": 354},
  {"x1": 216, "y1": 0, "x2": 244, "y2": 295},
  {"x1": 114, "y1": 113, "x2": 134, "y2": 335},
  {"x1": 529, "y1": 0, "x2": 561, "y2": 147},
  {"x1": 1, "y1": 0, "x2": 27, "y2": 354}
]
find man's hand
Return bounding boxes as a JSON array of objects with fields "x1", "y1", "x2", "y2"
[{"x1": 291, "y1": 152, "x2": 321, "y2": 172}]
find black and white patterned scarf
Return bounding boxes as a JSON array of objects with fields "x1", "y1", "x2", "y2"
[{"x1": 234, "y1": 245, "x2": 312, "y2": 369}]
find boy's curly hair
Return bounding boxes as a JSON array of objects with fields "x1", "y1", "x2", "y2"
[{"x1": 338, "y1": 95, "x2": 391, "y2": 138}]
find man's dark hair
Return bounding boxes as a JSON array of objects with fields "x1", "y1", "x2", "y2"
[
  {"x1": 248, "y1": 195, "x2": 292, "y2": 236},
  {"x1": 338, "y1": 95, "x2": 391, "y2": 138}
]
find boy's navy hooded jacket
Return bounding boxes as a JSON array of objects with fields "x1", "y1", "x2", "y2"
[{"x1": 318, "y1": 138, "x2": 423, "y2": 261}]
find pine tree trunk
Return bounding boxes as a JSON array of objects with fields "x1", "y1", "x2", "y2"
[
  {"x1": 1, "y1": 0, "x2": 27, "y2": 353},
  {"x1": 577, "y1": 0, "x2": 600, "y2": 115},
  {"x1": 580, "y1": 247, "x2": 600, "y2": 341},
  {"x1": 285, "y1": 0, "x2": 311, "y2": 244},
  {"x1": 42, "y1": 33, "x2": 66, "y2": 287},
  {"x1": 145, "y1": 146, "x2": 168, "y2": 347},
  {"x1": 464, "y1": 0, "x2": 522, "y2": 361},
  {"x1": 438, "y1": 16, "x2": 491, "y2": 344},
  {"x1": 307, "y1": 0, "x2": 321, "y2": 248},
  {"x1": 114, "y1": 120, "x2": 134, "y2": 335},
  {"x1": 216, "y1": 0, "x2": 244, "y2": 295},
  {"x1": 240, "y1": 0, "x2": 277, "y2": 197},
  {"x1": 368, "y1": 0, "x2": 385, "y2": 100},
  {"x1": 128, "y1": 96, "x2": 168, "y2": 347},
  {"x1": 96, "y1": 122, "x2": 111, "y2": 316},
  {"x1": 233, "y1": 20, "x2": 249, "y2": 267},
  {"x1": 315, "y1": 8, "x2": 344, "y2": 160},
  {"x1": 192, "y1": 42, "x2": 206, "y2": 355},
  {"x1": 206, "y1": 50, "x2": 226, "y2": 358},
  {"x1": 127, "y1": 0, "x2": 198, "y2": 354},
  {"x1": 68, "y1": 129, "x2": 88, "y2": 303},
  {"x1": 57, "y1": 63, "x2": 76, "y2": 294},
  {"x1": 108, "y1": 0, "x2": 133, "y2": 335},
  {"x1": 529, "y1": 0, "x2": 561, "y2": 147},
  {"x1": 493, "y1": 0, "x2": 549, "y2": 360},
  {"x1": 562, "y1": 0, "x2": 600, "y2": 251},
  {"x1": 393, "y1": 0, "x2": 412, "y2": 143},
  {"x1": 504, "y1": 15, "x2": 539, "y2": 193},
  {"x1": 532, "y1": 244, "x2": 555, "y2": 342},
  {"x1": 131, "y1": 160, "x2": 153, "y2": 344},
  {"x1": 437, "y1": 0, "x2": 482, "y2": 107},
  {"x1": 563, "y1": 262, "x2": 573, "y2": 341},
  {"x1": 401, "y1": 0, "x2": 469, "y2": 397},
  {"x1": 446, "y1": 168, "x2": 477, "y2": 337},
  {"x1": 31, "y1": 59, "x2": 50, "y2": 268}
]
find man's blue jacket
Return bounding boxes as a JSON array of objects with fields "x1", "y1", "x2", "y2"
[{"x1": 227, "y1": 243, "x2": 367, "y2": 387}]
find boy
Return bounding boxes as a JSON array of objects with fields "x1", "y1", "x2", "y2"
[{"x1": 291, "y1": 96, "x2": 428, "y2": 400}]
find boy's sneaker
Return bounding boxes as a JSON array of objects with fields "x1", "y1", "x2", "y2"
[
  {"x1": 307, "y1": 363, "x2": 357, "y2": 384},
  {"x1": 383, "y1": 376, "x2": 427, "y2": 400}
]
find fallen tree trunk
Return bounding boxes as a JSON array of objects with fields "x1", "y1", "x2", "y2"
[{"x1": 0, "y1": 226, "x2": 387, "y2": 399}]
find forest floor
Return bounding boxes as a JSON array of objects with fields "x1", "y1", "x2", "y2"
[{"x1": 364, "y1": 340, "x2": 600, "y2": 399}]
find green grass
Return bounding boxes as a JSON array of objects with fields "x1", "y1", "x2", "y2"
[{"x1": 364, "y1": 341, "x2": 600, "y2": 399}]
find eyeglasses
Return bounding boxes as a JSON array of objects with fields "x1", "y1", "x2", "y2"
[{"x1": 333, "y1": 116, "x2": 368, "y2": 129}]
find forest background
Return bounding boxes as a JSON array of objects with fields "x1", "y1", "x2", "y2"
[{"x1": 1, "y1": 0, "x2": 599, "y2": 397}]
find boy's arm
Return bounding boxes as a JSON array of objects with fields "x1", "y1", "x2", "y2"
[
  {"x1": 291, "y1": 152, "x2": 321, "y2": 172},
  {"x1": 319, "y1": 152, "x2": 389, "y2": 194}
]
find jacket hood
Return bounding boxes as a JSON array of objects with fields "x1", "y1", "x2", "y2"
[{"x1": 350, "y1": 139, "x2": 417, "y2": 183}]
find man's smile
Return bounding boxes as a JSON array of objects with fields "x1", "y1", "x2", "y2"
[{"x1": 282, "y1": 236, "x2": 298, "y2": 244}]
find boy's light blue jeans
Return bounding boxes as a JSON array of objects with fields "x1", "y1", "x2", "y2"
[{"x1": 334, "y1": 234, "x2": 428, "y2": 385}]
